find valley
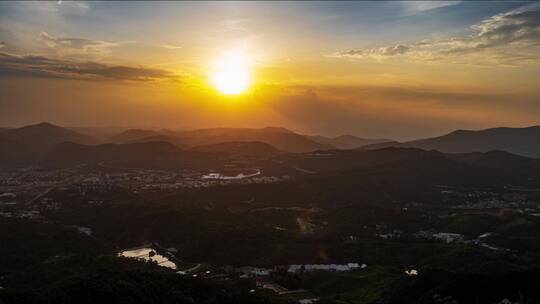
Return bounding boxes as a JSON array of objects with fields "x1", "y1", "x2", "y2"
[{"x1": 2, "y1": 123, "x2": 540, "y2": 303}]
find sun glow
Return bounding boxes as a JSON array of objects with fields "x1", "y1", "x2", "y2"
[{"x1": 211, "y1": 49, "x2": 252, "y2": 95}]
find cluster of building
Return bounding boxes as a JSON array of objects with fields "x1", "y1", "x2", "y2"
[
  {"x1": 287, "y1": 263, "x2": 365, "y2": 273},
  {"x1": 202, "y1": 169, "x2": 261, "y2": 180},
  {"x1": 69, "y1": 225, "x2": 93, "y2": 236},
  {"x1": 0, "y1": 195, "x2": 62, "y2": 219},
  {"x1": 36, "y1": 197, "x2": 60, "y2": 211},
  {"x1": 77, "y1": 177, "x2": 119, "y2": 195},
  {"x1": 414, "y1": 230, "x2": 507, "y2": 251},
  {"x1": 414, "y1": 231, "x2": 464, "y2": 243},
  {"x1": 0, "y1": 192, "x2": 17, "y2": 207},
  {"x1": 440, "y1": 187, "x2": 540, "y2": 211},
  {"x1": 376, "y1": 229, "x2": 403, "y2": 240},
  {"x1": 135, "y1": 175, "x2": 291, "y2": 191},
  {"x1": 0, "y1": 166, "x2": 293, "y2": 198},
  {"x1": 0, "y1": 169, "x2": 74, "y2": 186},
  {"x1": 0, "y1": 209, "x2": 41, "y2": 219}
]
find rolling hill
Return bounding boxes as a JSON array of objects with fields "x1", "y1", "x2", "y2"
[
  {"x1": 170, "y1": 127, "x2": 335, "y2": 152},
  {"x1": 107, "y1": 127, "x2": 333, "y2": 153},
  {"x1": 124, "y1": 135, "x2": 187, "y2": 149},
  {"x1": 0, "y1": 123, "x2": 100, "y2": 167},
  {"x1": 361, "y1": 126, "x2": 540, "y2": 158},
  {"x1": 108, "y1": 129, "x2": 162, "y2": 144},
  {"x1": 1, "y1": 122, "x2": 99, "y2": 146},
  {"x1": 190, "y1": 141, "x2": 280, "y2": 157},
  {"x1": 278, "y1": 147, "x2": 540, "y2": 189},
  {"x1": 309, "y1": 134, "x2": 390, "y2": 149}
]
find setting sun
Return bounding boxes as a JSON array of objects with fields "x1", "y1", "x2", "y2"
[{"x1": 211, "y1": 49, "x2": 252, "y2": 95}]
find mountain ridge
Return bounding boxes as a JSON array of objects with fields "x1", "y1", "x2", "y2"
[{"x1": 360, "y1": 125, "x2": 540, "y2": 158}]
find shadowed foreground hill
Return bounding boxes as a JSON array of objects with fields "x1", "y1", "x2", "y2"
[
  {"x1": 278, "y1": 147, "x2": 540, "y2": 192},
  {"x1": 0, "y1": 219, "x2": 265, "y2": 304},
  {"x1": 0, "y1": 256, "x2": 265, "y2": 304},
  {"x1": 38, "y1": 141, "x2": 222, "y2": 169}
]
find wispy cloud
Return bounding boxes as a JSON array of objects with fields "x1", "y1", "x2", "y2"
[
  {"x1": 57, "y1": 0, "x2": 90, "y2": 11},
  {"x1": 0, "y1": 52, "x2": 180, "y2": 82},
  {"x1": 38, "y1": 31, "x2": 121, "y2": 57},
  {"x1": 330, "y1": 3, "x2": 540, "y2": 66},
  {"x1": 400, "y1": 1, "x2": 461, "y2": 15},
  {"x1": 332, "y1": 44, "x2": 410, "y2": 60},
  {"x1": 161, "y1": 44, "x2": 183, "y2": 50}
]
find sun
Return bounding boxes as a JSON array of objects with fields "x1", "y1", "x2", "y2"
[{"x1": 211, "y1": 49, "x2": 252, "y2": 95}]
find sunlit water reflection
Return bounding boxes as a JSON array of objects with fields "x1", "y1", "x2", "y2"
[{"x1": 119, "y1": 247, "x2": 177, "y2": 269}]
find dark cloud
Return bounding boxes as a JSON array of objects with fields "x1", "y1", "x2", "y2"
[
  {"x1": 331, "y1": 3, "x2": 540, "y2": 66},
  {"x1": 0, "y1": 52, "x2": 179, "y2": 82}
]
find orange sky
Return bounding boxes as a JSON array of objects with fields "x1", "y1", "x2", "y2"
[{"x1": 1, "y1": 1, "x2": 540, "y2": 140}]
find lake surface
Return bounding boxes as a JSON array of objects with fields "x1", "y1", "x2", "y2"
[{"x1": 119, "y1": 247, "x2": 177, "y2": 269}]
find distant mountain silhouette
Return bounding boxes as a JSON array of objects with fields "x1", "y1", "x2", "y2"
[
  {"x1": 5, "y1": 122, "x2": 540, "y2": 169},
  {"x1": 124, "y1": 135, "x2": 187, "y2": 149},
  {"x1": 359, "y1": 140, "x2": 407, "y2": 150},
  {"x1": 0, "y1": 123, "x2": 100, "y2": 166},
  {"x1": 309, "y1": 134, "x2": 390, "y2": 149},
  {"x1": 190, "y1": 141, "x2": 280, "y2": 157},
  {"x1": 2, "y1": 123, "x2": 539, "y2": 187},
  {"x1": 70, "y1": 126, "x2": 131, "y2": 141},
  {"x1": 259, "y1": 126, "x2": 295, "y2": 134},
  {"x1": 107, "y1": 127, "x2": 331, "y2": 153},
  {"x1": 108, "y1": 129, "x2": 162, "y2": 144},
  {"x1": 1, "y1": 122, "x2": 99, "y2": 146},
  {"x1": 361, "y1": 126, "x2": 540, "y2": 158},
  {"x1": 170, "y1": 127, "x2": 334, "y2": 153}
]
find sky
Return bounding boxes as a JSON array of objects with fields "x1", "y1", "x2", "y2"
[{"x1": 1, "y1": 1, "x2": 540, "y2": 140}]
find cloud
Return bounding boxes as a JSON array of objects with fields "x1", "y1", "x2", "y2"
[
  {"x1": 0, "y1": 52, "x2": 180, "y2": 82},
  {"x1": 332, "y1": 44, "x2": 410, "y2": 59},
  {"x1": 57, "y1": 0, "x2": 90, "y2": 11},
  {"x1": 400, "y1": 1, "x2": 460, "y2": 14},
  {"x1": 331, "y1": 3, "x2": 540, "y2": 66},
  {"x1": 38, "y1": 31, "x2": 120, "y2": 56},
  {"x1": 161, "y1": 44, "x2": 183, "y2": 50}
]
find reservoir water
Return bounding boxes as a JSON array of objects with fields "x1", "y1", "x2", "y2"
[{"x1": 119, "y1": 247, "x2": 177, "y2": 270}]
